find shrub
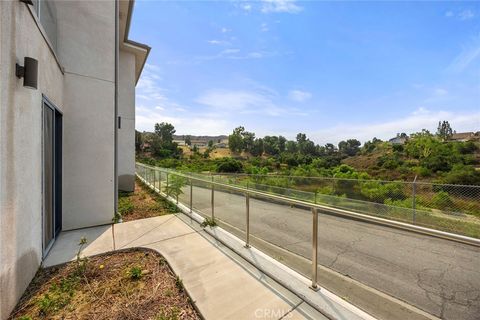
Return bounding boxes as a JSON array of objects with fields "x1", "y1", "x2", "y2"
[
  {"x1": 200, "y1": 217, "x2": 217, "y2": 228},
  {"x1": 432, "y1": 191, "x2": 455, "y2": 210},
  {"x1": 128, "y1": 266, "x2": 143, "y2": 280},
  {"x1": 441, "y1": 165, "x2": 480, "y2": 186},
  {"x1": 216, "y1": 158, "x2": 243, "y2": 173}
]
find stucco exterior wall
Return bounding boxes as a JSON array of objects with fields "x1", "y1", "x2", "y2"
[
  {"x1": 55, "y1": 0, "x2": 116, "y2": 230},
  {"x1": 118, "y1": 50, "x2": 136, "y2": 192},
  {"x1": 0, "y1": 2, "x2": 64, "y2": 319}
]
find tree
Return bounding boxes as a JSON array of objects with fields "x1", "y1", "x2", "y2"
[
  {"x1": 151, "y1": 122, "x2": 181, "y2": 158},
  {"x1": 324, "y1": 143, "x2": 336, "y2": 155},
  {"x1": 263, "y1": 136, "x2": 279, "y2": 155},
  {"x1": 135, "y1": 130, "x2": 143, "y2": 153},
  {"x1": 185, "y1": 135, "x2": 192, "y2": 146},
  {"x1": 251, "y1": 138, "x2": 264, "y2": 156},
  {"x1": 278, "y1": 136, "x2": 286, "y2": 153},
  {"x1": 208, "y1": 140, "x2": 214, "y2": 148},
  {"x1": 338, "y1": 139, "x2": 361, "y2": 156},
  {"x1": 437, "y1": 121, "x2": 453, "y2": 141},
  {"x1": 242, "y1": 131, "x2": 256, "y2": 153},
  {"x1": 228, "y1": 126, "x2": 245, "y2": 153},
  {"x1": 285, "y1": 140, "x2": 297, "y2": 153}
]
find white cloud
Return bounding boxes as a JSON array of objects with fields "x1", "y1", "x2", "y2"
[
  {"x1": 445, "y1": 9, "x2": 476, "y2": 20},
  {"x1": 288, "y1": 89, "x2": 312, "y2": 102},
  {"x1": 260, "y1": 23, "x2": 269, "y2": 32},
  {"x1": 448, "y1": 33, "x2": 480, "y2": 72},
  {"x1": 310, "y1": 108, "x2": 480, "y2": 145},
  {"x1": 242, "y1": 3, "x2": 252, "y2": 11},
  {"x1": 459, "y1": 9, "x2": 475, "y2": 20},
  {"x1": 195, "y1": 87, "x2": 306, "y2": 117},
  {"x1": 433, "y1": 88, "x2": 448, "y2": 96},
  {"x1": 195, "y1": 49, "x2": 277, "y2": 61},
  {"x1": 261, "y1": 0, "x2": 303, "y2": 14},
  {"x1": 221, "y1": 27, "x2": 231, "y2": 33},
  {"x1": 135, "y1": 63, "x2": 194, "y2": 132},
  {"x1": 208, "y1": 40, "x2": 230, "y2": 45},
  {"x1": 136, "y1": 105, "x2": 232, "y2": 135}
]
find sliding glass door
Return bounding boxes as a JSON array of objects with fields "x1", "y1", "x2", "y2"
[{"x1": 42, "y1": 97, "x2": 62, "y2": 255}]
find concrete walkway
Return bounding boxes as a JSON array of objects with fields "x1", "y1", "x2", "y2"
[{"x1": 44, "y1": 214, "x2": 331, "y2": 320}]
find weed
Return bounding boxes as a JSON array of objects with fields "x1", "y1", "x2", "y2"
[
  {"x1": 200, "y1": 217, "x2": 217, "y2": 228},
  {"x1": 118, "y1": 196, "x2": 134, "y2": 215},
  {"x1": 17, "y1": 316, "x2": 33, "y2": 320},
  {"x1": 155, "y1": 306, "x2": 180, "y2": 320},
  {"x1": 175, "y1": 276, "x2": 184, "y2": 292},
  {"x1": 112, "y1": 212, "x2": 122, "y2": 223},
  {"x1": 128, "y1": 266, "x2": 143, "y2": 280},
  {"x1": 37, "y1": 273, "x2": 80, "y2": 316},
  {"x1": 75, "y1": 237, "x2": 88, "y2": 276}
]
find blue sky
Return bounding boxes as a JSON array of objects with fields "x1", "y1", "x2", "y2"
[{"x1": 130, "y1": 0, "x2": 480, "y2": 144}]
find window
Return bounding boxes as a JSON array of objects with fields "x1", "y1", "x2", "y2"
[{"x1": 31, "y1": 0, "x2": 58, "y2": 51}]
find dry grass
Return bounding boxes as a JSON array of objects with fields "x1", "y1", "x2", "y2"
[
  {"x1": 9, "y1": 249, "x2": 200, "y2": 320},
  {"x1": 119, "y1": 180, "x2": 176, "y2": 222}
]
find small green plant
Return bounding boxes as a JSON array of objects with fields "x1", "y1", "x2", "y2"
[
  {"x1": 36, "y1": 273, "x2": 80, "y2": 316},
  {"x1": 112, "y1": 212, "x2": 122, "y2": 223},
  {"x1": 37, "y1": 294, "x2": 55, "y2": 315},
  {"x1": 128, "y1": 266, "x2": 143, "y2": 280},
  {"x1": 118, "y1": 196, "x2": 134, "y2": 215},
  {"x1": 164, "y1": 174, "x2": 187, "y2": 203},
  {"x1": 175, "y1": 276, "x2": 184, "y2": 292},
  {"x1": 75, "y1": 237, "x2": 88, "y2": 275},
  {"x1": 17, "y1": 316, "x2": 33, "y2": 320},
  {"x1": 155, "y1": 306, "x2": 181, "y2": 320},
  {"x1": 200, "y1": 217, "x2": 217, "y2": 228}
]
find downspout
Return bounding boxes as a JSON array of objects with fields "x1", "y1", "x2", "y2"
[{"x1": 114, "y1": 0, "x2": 119, "y2": 215}]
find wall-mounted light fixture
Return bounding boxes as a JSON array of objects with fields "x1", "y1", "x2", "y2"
[{"x1": 16, "y1": 57, "x2": 38, "y2": 89}]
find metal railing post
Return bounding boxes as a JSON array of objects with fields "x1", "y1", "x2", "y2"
[
  {"x1": 153, "y1": 168, "x2": 156, "y2": 191},
  {"x1": 211, "y1": 176, "x2": 215, "y2": 220},
  {"x1": 190, "y1": 178, "x2": 193, "y2": 213},
  {"x1": 310, "y1": 207, "x2": 319, "y2": 291},
  {"x1": 166, "y1": 173, "x2": 169, "y2": 196},
  {"x1": 412, "y1": 175, "x2": 417, "y2": 224},
  {"x1": 159, "y1": 170, "x2": 162, "y2": 194},
  {"x1": 245, "y1": 193, "x2": 250, "y2": 248}
]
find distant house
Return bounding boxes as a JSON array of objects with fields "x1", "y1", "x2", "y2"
[
  {"x1": 173, "y1": 139, "x2": 186, "y2": 146},
  {"x1": 191, "y1": 140, "x2": 207, "y2": 147},
  {"x1": 215, "y1": 142, "x2": 228, "y2": 148},
  {"x1": 449, "y1": 132, "x2": 476, "y2": 142},
  {"x1": 388, "y1": 136, "x2": 408, "y2": 145}
]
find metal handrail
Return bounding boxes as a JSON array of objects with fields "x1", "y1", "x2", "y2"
[
  {"x1": 135, "y1": 163, "x2": 480, "y2": 291},
  {"x1": 136, "y1": 163, "x2": 480, "y2": 246},
  {"x1": 209, "y1": 171, "x2": 480, "y2": 188}
]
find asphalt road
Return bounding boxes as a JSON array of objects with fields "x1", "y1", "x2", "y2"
[{"x1": 177, "y1": 184, "x2": 480, "y2": 320}]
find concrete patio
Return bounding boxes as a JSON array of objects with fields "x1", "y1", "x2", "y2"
[{"x1": 44, "y1": 214, "x2": 334, "y2": 320}]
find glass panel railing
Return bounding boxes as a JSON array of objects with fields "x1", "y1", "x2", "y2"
[{"x1": 212, "y1": 184, "x2": 247, "y2": 241}]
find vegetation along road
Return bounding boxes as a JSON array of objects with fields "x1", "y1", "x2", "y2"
[{"x1": 179, "y1": 183, "x2": 480, "y2": 320}]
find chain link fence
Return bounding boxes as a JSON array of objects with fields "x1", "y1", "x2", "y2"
[{"x1": 210, "y1": 173, "x2": 480, "y2": 238}]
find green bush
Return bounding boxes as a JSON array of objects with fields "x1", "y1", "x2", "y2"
[
  {"x1": 432, "y1": 191, "x2": 455, "y2": 210},
  {"x1": 216, "y1": 158, "x2": 243, "y2": 173}
]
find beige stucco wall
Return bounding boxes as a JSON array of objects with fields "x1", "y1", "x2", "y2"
[
  {"x1": 55, "y1": 0, "x2": 116, "y2": 230},
  {"x1": 0, "y1": 2, "x2": 64, "y2": 319},
  {"x1": 118, "y1": 50, "x2": 136, "y2": 192},
  {"x1": 0, "y1": 0, "x2": 144, "y2": 316}
]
